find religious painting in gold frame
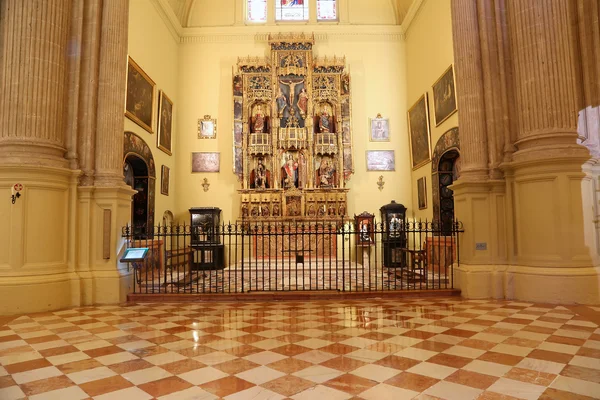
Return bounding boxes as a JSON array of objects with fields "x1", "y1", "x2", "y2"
[
  {"x1": 157, "y1": 90, "x2": 173, "y2": 155},
  {"x1": 407, "y1": 93, "x2": 432, "y2": 170},
  {"x1": 432, "y1": 65, "x2": 457, "y2": 126},
  {"x1": 198, "y1": 115, "x2": 217, "y2": 139},
  {"x1": 161, "y1": 165, "x2": 170, "y2": 196},
  {"x1": 417, "y1": 176, "x2": 427, "y2": 210},
  {"x1": 125, "y1": 57, "x2": 156, "y2": 133}
]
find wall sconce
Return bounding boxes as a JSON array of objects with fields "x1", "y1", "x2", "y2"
[
  {"x1": 202, "y1": 178, "x2": 210, "y2": 192},
  {"x1": 377, "y1": 176, "x2": 385, "y2": 191}
]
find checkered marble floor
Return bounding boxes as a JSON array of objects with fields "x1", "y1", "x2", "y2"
[{"x1": 1, "y1": 299, "x2": 599, "y2": 400}]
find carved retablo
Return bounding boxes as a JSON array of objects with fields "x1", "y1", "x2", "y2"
[{"x1": 233, "y1": 33, "x2": 353, "y2": 221}]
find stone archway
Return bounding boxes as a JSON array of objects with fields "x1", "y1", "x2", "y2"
[
  {"x1": 431, "y1": 127, "x2": 460, "y2": 232},
  {"x1": 124, "y1": 131, "x2": 156, "y2": 237}
]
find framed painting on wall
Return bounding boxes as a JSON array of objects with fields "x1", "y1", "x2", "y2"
[
  {"x1": 417, "y1": 176, "x2": 427, "y2": 209},
  {"x1": 191, "y1": 152, "x2": 220, "y2": 173},
  {"x1": 369, "y1": 114, "x2": 389, "y2": 142},
  {"x1": 366, "y1": 150, "x2": 395, "y2": 171},
  {"x1": 125, "y1": 57, "x2": 156, "y2": 133},
  {"x1": 198, "y1": 115, "x2": 217, "y2": 139},
  {"x1": 161, "y1": 165, "x2": 170, "y2": 196},
  {"x1": 157, "y1": 90, "x2": 173, "y2": 155},
  {"x1": 407, "y1": 94, "x2": 432, "y2": 170},
  {"x1": 432, "y1": 65, "x2": 457, "y2": 126}
]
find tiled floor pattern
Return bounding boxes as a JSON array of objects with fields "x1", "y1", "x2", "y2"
[
  {"x1": 136, "y1": 263, "x2": 449, "y2": 294},
  {"x1": 1, "y1": 299, "x2": 599, "y2": 399}
]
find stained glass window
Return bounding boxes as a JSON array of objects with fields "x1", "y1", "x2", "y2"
[
  {"x1": 317, "y1": 0, "x2": 337, "y2": 21},
  {"x1": 247, "y1": 0, "x2": 267, "y2": 23},
  {"x1": 275, "y1": 0, "x2": 309, "y2": 21}
]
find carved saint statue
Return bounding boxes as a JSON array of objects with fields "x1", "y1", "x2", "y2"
[
  {"x1": 250, "y1": 158, "x2": 270, "y2": 189},
  {"x1": 318, "y1": 157, "x2": 335, "y2": 188},
  {"x1": 297, "y1": 88, "x2": 308, "y2": 117},
  {"x1": 279, "y1": 78, "x2": 304, "y2": 109},
  {"x1": 319, "y1": 111, "x2": 331, "y2": 133},
  {"x1": 253, "y1": 105, "x2": 265, "y2": 133},
  {"x1": 275, "y1": 88, "x2": 287, "y2": 117},
  {"x1": 281, "y1": 154, "x2": 298, "y2": 188}
]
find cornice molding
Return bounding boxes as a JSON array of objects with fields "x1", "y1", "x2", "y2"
[
  {"x1": 400, "y1": 0, "x2": 426, "y2": 39},
  {"x1": 151, "y1": 0, "x2": 183, "y2": 42}
]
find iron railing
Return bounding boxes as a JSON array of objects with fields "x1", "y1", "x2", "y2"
[{"x1": 121, "y1": 219, "x2": 463, "y2": 294}]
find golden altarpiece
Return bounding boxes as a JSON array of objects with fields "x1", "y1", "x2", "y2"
[{"x1": 233, "y1": 33, "x2": 353, "y2": 223}]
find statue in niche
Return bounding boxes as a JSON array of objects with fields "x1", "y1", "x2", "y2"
[
  {"x1": 250, "y1": 158, "x2": 270, "y2": 189},
  {"x1": 318, "y1": 204, "x2": 326, "y2": 217},
  {"x1": 272, "y1": 204, "x2": 280, "y2": 216},
  {"x1": 297, "y1": 88, "x2": 308, "y2": 118},
  {"x1": 241, "y1": 203, "x2": 249, "y2": 218},
  {"x1": 281, "y1": 153, "x2": 299, "y2": 189},
  {"x1": 275, "y1": 87, "x2": 287, "y2": 117},
  {"x1": 319, "y1": 111, "x2": 331, "y2": 133},
  {"x1": 317, "y1": 157, "x2": 335, "y2": 188},
  {"x1": 261, "y1": 205, "x2": 270, "y2": 217},
  {"x1": 252, "y1": 104, "x2": 266, "y2": 133}
]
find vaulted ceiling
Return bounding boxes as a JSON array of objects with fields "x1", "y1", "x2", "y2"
[{"x1": 165, "y1": 0, "x2": 416, "y2": 28}]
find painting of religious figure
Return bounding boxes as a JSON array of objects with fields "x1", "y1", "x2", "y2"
[
  {"x1": 233, "y1": 75, "x2": 242, "y2": 96},
  {"x1": 342, "y1": 121, "x2": 351, "y2": 144},
  {"x1": 233, "y1": 121, "x2": 242, "y2": 145},
  {"x1": 198, "y1": 115, "x2": 217, "y2": 139},
  {"x1": 234, "y1": 98, "x2": 243, "y2": 120},
  {"x1": 366, "y1": 150, "x2": 395, "y2": 171},
  {"x1": 417, "y1": 176, "x2": 427, "y2": 209},
  {"x1": 315, "y1": 155, "x2": 336, "y2": 188},
  {"x1": 157, "y1": 90, "x2": 173, "y2": 155},
  {"x1": 161, "y1": 165, "x2": 170, "y2": 196},
  {"x1": 233, "y1": 147, "x2": 243, "y2": 175},
  {"x1": 191, "y1": 152, "x2": 220, "y2": 173},
  {"x1": 369, "y1": 114, "x2": 389, "y2": 142},
  {"x1": 432, "y1": 65, "x2": 457, "y2": 126},
  {"x1": 343, "y1": 146, "x2": 353, "y2": 172},
  {"x1": 125, "y1": 57, "x2": 155, "y2": 133},
  {"x1": 408, "y1": 94, "x2": 432, "y2": 170}
]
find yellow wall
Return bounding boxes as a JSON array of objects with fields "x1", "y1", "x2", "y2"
[
  {"x1": 405, "y1": 0, "x2": 455, "y2": 221},
  {"x1": 175, "y1": 27, "x2": 411, "y2": 223},
  {"x1": 127, "y1": 0, "x2": 179, "y2": 224}
]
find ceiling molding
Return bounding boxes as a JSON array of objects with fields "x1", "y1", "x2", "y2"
[
  {"x1": 180, "y1": 26, "x2": 404, "y2": 44},
  {"x1": 400, "y1": 0, "x2": 426, "y2": 38},
  {"x1": 151, "y1": 0, "x2": 184, "y2": 42}
]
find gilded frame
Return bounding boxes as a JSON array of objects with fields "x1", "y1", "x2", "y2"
[
  {"x1": 157, "y1": 90, "x2": 173, "y2": 155},
  {"x1": 125, "y1": 57, "x2": 156, "y2": 133},
  {"x1": 432, "y1": 64, "x2": 457, "y2": 126},
  {"x1": 198, "y1": 115, "x2": 217, "y2": 139},
  {"x1": 161, "y1": 165, "x2": 170, "y2": 196},
  {"x1": 407, "y1": 93, "x2": 432, "y2": 170},
  {"x1": 417, "y1": 176, "x2": 427, "y2": 210},
  {"x1": 369, "y1": 114, "x2": 390, "y2": 142}
]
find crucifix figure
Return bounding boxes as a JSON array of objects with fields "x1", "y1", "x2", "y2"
[{"x1": 279, "y1": 78, "x2": 305, "y2": 108}]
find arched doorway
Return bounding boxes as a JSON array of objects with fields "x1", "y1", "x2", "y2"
[
  {"x1": 431, "y1": 128, "x2": 460, "y2": 235},
  {"x1": 123, "y1": 131, "x2": 156, "y2": 239}
]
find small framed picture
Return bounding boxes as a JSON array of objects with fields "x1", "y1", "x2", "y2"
[
  {"x1": 355, "y1": 211, "x2": 375, "y2": 246},
  {"x1": 157, "y1": 90, "x2": 173, "y2": 155},
  {"x1": 161, "y1": 165, "x2": 170, "y2": 196},
  {"x1": 198, "y1": 115, "x2": 217, "y2": 139},
  {"x1": 191, "y1": 152, "x2": 220, "y2": 173},
  {"x1": 369, "y1": 114, "x2": 389, "y2": 142},
  {"x1": 366, "y1": 150, "x2": 395, "y2": 171},
  {"x1": 417, "y1": 176, "x2": 427, "y2": 209}
]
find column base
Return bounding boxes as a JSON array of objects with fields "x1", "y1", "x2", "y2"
[{"x1": 455, "y1": 264, "x2": 600, "y2": 304}]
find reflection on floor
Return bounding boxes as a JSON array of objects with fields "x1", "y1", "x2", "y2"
[{"x1": 1, "y1": 299, "x2": 599, "y2": 400}]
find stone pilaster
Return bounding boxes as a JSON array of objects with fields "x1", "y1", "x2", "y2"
[
  {"x1": 450, "y1": 0, "x2": 488, "y2": 181},
  {"x1": 507, "y1": 0, "x2": 588, "y2": 162},
  {"x1": 77, "y1": 0, "x2": 103, "y2": 186},
  {"x1": 0, "y1": 0, "x2": 71, "y2": 167},
  {"x1": 94, "y1": 0, "x2": 130, "y2": 186}
]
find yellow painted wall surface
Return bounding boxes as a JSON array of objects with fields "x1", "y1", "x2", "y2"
[
  {"x1": 189, "y1": 0, "x2": 236, "y2": 26},
  {"x1": 405, "y1": 0, "x2": 455, "y2": 221},
  {"x1": 127, "y1": 0, "x2": 179, "y2": 225},
  {"x1": 348, "y1": 0, "x2": 397, "y2": 25},
  {"x1": 174, "y1": 28, "x2": 411, "y2": 223}
]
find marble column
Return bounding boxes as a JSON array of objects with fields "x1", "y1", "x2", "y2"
[
  {"x1": 94, "y1": 0, "x2": 130, "y2": 187},
  {"x1": 450, "y1": 0, "x2": 489, "y2": 181},
  {"x1": 0, "y1": 0, "x2": 72, "y2": 167}
]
